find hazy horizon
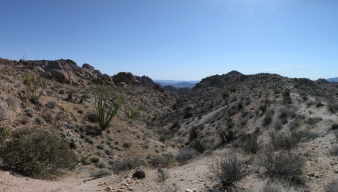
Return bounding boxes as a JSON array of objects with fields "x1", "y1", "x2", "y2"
[{"x1": 1, "y1": 0, "x2": 338, "y2": 80}]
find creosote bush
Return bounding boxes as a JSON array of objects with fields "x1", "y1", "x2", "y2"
[
  {"x1": 328, "y1": 103, "x2": 338, "y2": 114},
  {"x1": 270, "y1": 130, "x2": 300, "y2": 151},
  {"x1": 211, "y1": 154, "x2": 246, "y2": 191},
  {"x1": 175, "y1": 148, "x2": 198, "y2": 164},
  {"x1": 0, "y1": 128, "x2": 77, "y2": 178},
  {"x1": 240, "y1": 134, "x2": 260, "y2": 154},
  {"x1": 260, "y1": 148, "x2": 305, "y2": 185},
  {"x1": 93, "y1": 86, "x2": 120, "y2": 130},
  {"x1": 263, "y1": 111, "x2": 274, "y2": 127}
]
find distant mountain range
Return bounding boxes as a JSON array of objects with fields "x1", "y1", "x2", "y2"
[
  {"x1": 155, "y1": 80, "x2": 199, "y2": 88},
  {"x1": 327, "y1": 78, "x2": 338, "y2": 82}
]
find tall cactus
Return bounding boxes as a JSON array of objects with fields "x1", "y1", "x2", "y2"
[{"x1": 94, "y1": 86, "x2": 119, "y2": 130}]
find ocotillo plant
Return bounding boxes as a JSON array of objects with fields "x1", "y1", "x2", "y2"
[{"x1": 94, "y1": 86, "x2": 119, "y2": 130}]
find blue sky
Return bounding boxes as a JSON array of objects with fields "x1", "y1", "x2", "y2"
[{"x1": 1, "y1": 0, "x2": 338, "y2": 80}]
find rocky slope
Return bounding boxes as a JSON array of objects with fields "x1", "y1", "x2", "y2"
[
  {"x1": 159, "y1": 71, "x2": 338, "y2": 150},
  {"x1": 2, "y1": 58, "x2": 338, "y2": 191},
  {"x1": 0, "y1": 58, "x2": 177, "y2": 171}
]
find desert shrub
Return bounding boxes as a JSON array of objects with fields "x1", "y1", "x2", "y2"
[
  {"x1": 288, "y1": 120, "x2": 300, "y2": 131},
  {"x1": 292, "y1": 130, "x2": 319, "y2": 142},
  {"x1": 316, "y1": 102, "x2": 324, "y2": 108},
  {"x1": 90, "y1": 156, "x2": 100, "y2": 164},
  {"x1": 278, "y1": 108, "x2": 295, "y2": 125},
  {"x1": 211, "y1": 154, "x2": 246, "y2": 191},
  {"x1": 330, "y1": 145, "x2": 338, "y2": 156},
  {"x1": 0, "y1": 128, "x2": 77, "y2": 178},
  {"x1": 93, "y1": 86, "x2": 120, "y2": 130},
  {"x1": 328, "y1": 103, "x2": 338, "y2": 114},
  {"x1": 306, "y1": 117, "x2": 322, "y2": 125},
  {"x1": 257, "y1": 105, "x2": 268, "y2": 116},
  {"x1": 282, "y1": 89, "x2": 292, "y2": 104},
  {"x1": 126, "y1": 108, "x2": 140, "y2": 120},
  {"x1": 261, "y1": 182, "x2": 289, "y2": 192},
  {"x1": 240, "y1": 134, "x2": 260, "y2": 154},
  {"x1": 22, "y1": 72, "x2": 47, "y2": 103},
  {"x1": 260, "y1": 149, "x2": 305, "y2": 185},
  {"x1": 148, "y1": 153, "x2": 175, "y2": 168},
  {"x1": 326, "y1": 180, "x2": 338, "y2": 192},
  {"x1": 191, "y1": 139, "x2": 205, "y2": 153},
  {"x1": 219, "y1": 123, "x2": 238, "y2": 144},
  {"x1": 270, "y1": 130, "x2": 300, "y2": 151},
  {"x1": 110, "y1": 158, "x2": 145, "y2": 173},
  {"x1": 273, "y1": 120, "x2": 283, "y2": 130},
  {"x1": 332, "y1": 124, "x2": 338, "y2": 130},
  {"x1": 263, "y1": 110, "x2": 274, "y2": 127},
  {"x1": 0, "y1": 127, "x2": 11, "y2": 142},
  {"x1": 96, "y1": 162, "x2": 106, "y2": 169},
  {"x1": 157, "y1": 168, "x2": 169, "y2": 183},
  {"x1": 176, "y1": 148, "x2": 198, "y2": 163}
]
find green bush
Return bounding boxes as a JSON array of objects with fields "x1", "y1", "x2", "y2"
[
  {"x1": 93, "y1": 86, "x2": 120, "y2": 130},
  {"x1": 0, "y1": 128, "x2": 77, "y2": 178}
]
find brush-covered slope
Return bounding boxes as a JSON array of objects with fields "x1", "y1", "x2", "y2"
[
  {"x1": 160, "y1": 71, "x2": 338, "y2": 151},
  {"x1": 0, "y1": 58, "x2": 176, "y2": 170}
]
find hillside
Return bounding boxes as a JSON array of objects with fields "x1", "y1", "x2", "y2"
[
  {"x1": 0, "y1": 58, "x2": 178, "y2": 183},
  {"x1": 1, "y1": 60, "x2": 338, "y2": 192}
]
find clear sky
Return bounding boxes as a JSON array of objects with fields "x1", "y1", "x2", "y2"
[{"x1": 1, "y1": 0, "x2": 338, "y2": 80}]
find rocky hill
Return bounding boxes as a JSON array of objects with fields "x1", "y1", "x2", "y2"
[
  {"x1": 0, "y1": 58, "x2": 177, "y2": 173},
  {"x1": 159, "y1": 71, "x2": 338, "y2": 149},
  {"x1": 2, "y1": 60, "x2": 338, "y2": 192}
]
